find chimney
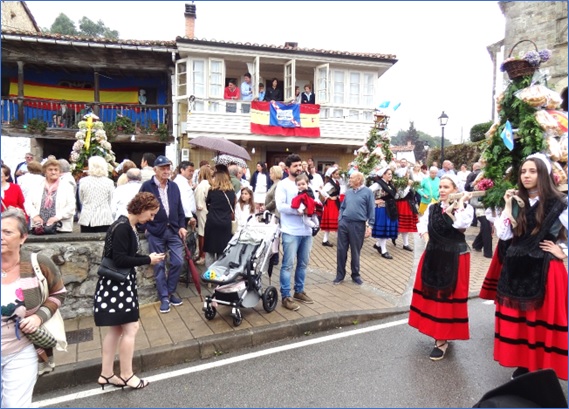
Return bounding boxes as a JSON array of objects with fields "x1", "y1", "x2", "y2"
[
  {"x1": 284, "y1": 42, "x2": 298, "y2": 49},
  {"x1": 184, "y1": 3, "x2": 197, "y2": 39}
]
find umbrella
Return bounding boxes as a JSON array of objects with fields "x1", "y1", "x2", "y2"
[
  {"x1": 182, "y1": 240, "x2": 203, "y2": 301},
  {"x1": 189, "y1": 136, "x2": 251, "y2": 161},
  {"x1": 213, "y1": 154, "x2": 248, "y2": 168}
]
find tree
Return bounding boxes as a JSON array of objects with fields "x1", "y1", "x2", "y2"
[
  {"x1": 49, "y1": 13, "x2": 78, "y2": 36},
  {"x1": 470, "y1": 121, "x2": 493, "y2": 143}
]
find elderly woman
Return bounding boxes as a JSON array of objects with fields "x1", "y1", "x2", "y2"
[
  {"x1": 1, "y1": 207, "x2": 66, "y2": 407},
  {"x1": 194, "y1": 165, "x2": 213, "y2": 265},
  {"x1": 79, "y1": 156, "x2": 115, "y2": 233},
  {"x1": 116, "y1": 160, "x2": 138, "y2": 186},
  {"x1": 25, "y1": 158, "x2": 75, "y2": 233},
  {"x1": 203, "y1": 165, "x2": 236, "y2": 268},
  {"x1": 1, "y1": 165, "x2": 26, "y2": 218},
  {"x1": 95, "y1": 192, "x2": 164, "y2": 390}
]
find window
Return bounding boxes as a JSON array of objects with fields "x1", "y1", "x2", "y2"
[
  {"x1": 333, "y1": 70, "x2": 344, "y2": 105},
  {"x1": 191, "y1": 59, "x2": 205, "y2": 98},
  {"x1": 209, "y1": 59, "x2": 224, "y2": 98},
  {"x1": 284, "y1": 60, "x2": 295, "y2": 101},
  {"x1": 176, "y1": 60, "x2": 188, "y2": 99},
  {"x1": 363, "y1": 73, "x2": 375, "y2": 106},
  {"x1": 349, "y1": 72, "x2": 360, "y2": 105},
  {"x1": 315, "y1": 64, "x2": 329, "y2": 104}
]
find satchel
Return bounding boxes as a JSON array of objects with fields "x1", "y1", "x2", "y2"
[
  {"x1": 223, "y1": 192, "x2": 238, "y2": 235},
  {"x1": 97, "y1": 257, "x2": 130, "y2": 283},
  {"x1": 30, "y1": 253, "x2": 68, "y2": 352}
]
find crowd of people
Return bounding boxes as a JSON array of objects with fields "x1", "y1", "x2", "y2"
[
  {"x1": 1, "y1": 149, "x2": 567, "y2": 405},
  {"x1": 224, "y1": 73, "x2": 317, "y2": 105}
]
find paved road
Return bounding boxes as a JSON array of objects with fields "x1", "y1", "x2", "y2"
[{"x1": 35, "y1": 299, "x2": 568, "y2": 408}]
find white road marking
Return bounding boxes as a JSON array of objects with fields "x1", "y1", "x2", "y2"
[{"x1": 33, "y1": 318, "x2": 408, "y2": 407}]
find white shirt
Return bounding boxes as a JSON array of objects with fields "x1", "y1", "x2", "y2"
[
  {"x1": 111, "y1": 181, "x2": 142, "y2": 220},
  {"x1": 309, "y1": 173, "x2": 324, "y2": 195},
  {"x1": 417, "y1": 201, "x2": 474, "y2": 235},
  {"x1": 17, "y1": 173, "x2": 45, "y2": 202},
  {"x1": 173, "y1": 174, "x2": 196, "y2": 218},
  {"x1": 276, "y1": 177, "x2": 312, "y2": 236}
]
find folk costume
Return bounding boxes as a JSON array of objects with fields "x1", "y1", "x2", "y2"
[
  {"x1": 408, "y1": 201, "x2": 474, "y2": 341},
  {"x1": 320, "y1": 174, "x2": 342, "y2": 233},
  {"x1": 370, "y1": 177, "x2": 398, "y2": 240},
  {"x1": 493, "y1": 196, "x2": 568, "y2": 380}
]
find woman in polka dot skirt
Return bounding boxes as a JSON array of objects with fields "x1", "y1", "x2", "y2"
[{"x1": 94, "y1": 192, "x2": 165, "y2": 390}]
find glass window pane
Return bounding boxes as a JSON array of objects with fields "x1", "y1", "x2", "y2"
[{"x1": 333, "y1": 70, "x2": 344, "y2": 104}]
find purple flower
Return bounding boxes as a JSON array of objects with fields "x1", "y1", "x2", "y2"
[
  {"x1": 524, "y1": 50, "x2": 541, "y2": 67},
  {"x1": 538, "y1": 49, "x2": 552, "y2": 63}
]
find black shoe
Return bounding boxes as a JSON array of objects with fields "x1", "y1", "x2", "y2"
[
  {"x1": 511, "y1": 367, "x2": 530, "y2": 380},
  {"x1": 472, "y1": 247, "x2": 482, "y2": 252},
  {"x1": 402, "y1": 245, "x2": 413, "y2": 251},
  {"x1": 333, "y1": 278, "x2": 343, "y2": 285},
  {"x1": 391, "y1": 238, "x2": 397, "y2": 246},
  {"x1": 322, "y1": 241, "x2": 334, "y2": 247},
  {"x1": 373, "y1": 244, "x2": 382, "y2": 254},
  {"x1": 429, "y1": 341, "x2": 448, "y2": 361},
  {"x1": 352, "y1": 276, "x2": 363, "y2": 285},
  {"x1": 381, "y1": 252, "x2": 393, "y2": 260}
]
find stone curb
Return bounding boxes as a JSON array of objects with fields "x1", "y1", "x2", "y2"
[{"x1": 34, "y1": 306, "x2": 408, "y2": 395}]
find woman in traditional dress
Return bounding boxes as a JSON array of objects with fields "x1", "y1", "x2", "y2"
[
  {"x1": 94, "y1": 192, "x2": 164, "y2": 390},
  {"x1": 492, "y1": 154, "x2": 567, "y2": 380},
  {"x1": 369, "y1": 167, "x2": 399, "y2": 259},
  {"x1": 395, "y1": 178, "x2": 418, "y2": 251},
  {"x1": 319, "y1": 166, "x2": 341, "y2": 247},
  {"x1": 408, "y1": 174, "x2": 473, "y2": 360}
]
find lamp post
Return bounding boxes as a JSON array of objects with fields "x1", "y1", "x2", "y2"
[{"x1": 438, "y1": 111, "x2": 449, "y2": 164}]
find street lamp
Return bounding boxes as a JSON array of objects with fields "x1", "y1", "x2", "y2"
[{"x1": 438, "y1": 111, "x2": 449, "y2": 164}]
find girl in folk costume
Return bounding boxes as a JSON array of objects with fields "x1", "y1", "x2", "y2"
[
  {"x1": 369, "y1": 167, "x2": 399, "y2": 259},
  {"x1": 408, "y1": 174, "x2": 474, "y2": 360},
  {"x1": 320, "y1": 167, "x2": 342, "y2": 247},
  {"x1": 492, "y1": 154, "x2": 568, "y2": 380},
  {"x1": 395, "y1": 178, "x2": 418, "y2": 251}
]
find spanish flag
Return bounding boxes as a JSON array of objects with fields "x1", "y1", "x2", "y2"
[{"x1": 250, "y1": 101, "x2": 320, "y2": 138}]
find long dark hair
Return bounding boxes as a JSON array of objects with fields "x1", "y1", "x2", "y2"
[{"x1": 514, "y1": 158, "x2": 566, "y2": 237}]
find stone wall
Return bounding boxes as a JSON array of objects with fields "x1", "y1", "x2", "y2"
[
  {"x1": 23, "y1": 233, "x2": 159, "y2": 320},
  {"x1": 1, "y1": 2, "x2": 38, "y2": 32},
  {"x1": 500, "y1": 1, "x2": 568, "y2": 92}
]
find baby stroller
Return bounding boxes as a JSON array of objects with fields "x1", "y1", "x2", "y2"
[{"x1": 201, "y1": 211, "x2": 280, "y2": 326}]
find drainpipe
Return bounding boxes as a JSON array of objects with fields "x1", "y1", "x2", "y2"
[{"x1": 171, "y1": 52, "x2": 179, "y2": 165}]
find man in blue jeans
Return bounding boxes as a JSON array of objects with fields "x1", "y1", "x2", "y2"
[
  {"x1": 139, "y1": 155, "x2": 187, "y2": 313},
  {"x1": 275, "y1": 153, "x2": 314, "y2": 311}
]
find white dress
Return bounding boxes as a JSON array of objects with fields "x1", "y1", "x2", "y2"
[{"x1": 254, "y1": 174, "x2": 268, "y2": 204}]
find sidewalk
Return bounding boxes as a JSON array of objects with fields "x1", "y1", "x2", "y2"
[{"x1": 35, "y1": 227, "x2": 493, "y2": 394}]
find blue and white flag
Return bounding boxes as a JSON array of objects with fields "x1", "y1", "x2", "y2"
[
  {"x1": 392, "y1": 102, "x2": 401, "y2": 111},
  {"x1": 501, "y1": 120, "x2": 514, "y2": 151},
  {"x1": 378, "y1": 101, "x2": 390, "y2": 109}
]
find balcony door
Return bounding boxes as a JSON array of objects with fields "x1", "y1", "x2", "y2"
[{"x1": 284, "y1": 59, "x2": 296, "y2": 102}]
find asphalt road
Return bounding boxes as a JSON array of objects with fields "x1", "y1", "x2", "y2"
[{"x1": 34, "y1": 299, "x2": 568, "y2": 408}]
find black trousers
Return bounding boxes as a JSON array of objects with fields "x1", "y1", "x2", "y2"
[{"x1": 472, "y1": 216, "x2": 493, "y2": 258}]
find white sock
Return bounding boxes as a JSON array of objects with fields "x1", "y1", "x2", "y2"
[
  {"x1": 378, "y1": 238, "x2": 387, "y2": 253},
  {"x1": 402, "y1": 233, "x2": 409, "y2": 246},
  {"x1": 323, "y1": 231, "x2": 329, "y2": 242}
]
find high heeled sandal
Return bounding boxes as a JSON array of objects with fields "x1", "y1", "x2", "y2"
[
  {"x1": 429, "y1": 341, "x2": 449, "y2": 361},
  {"x1": 97, "y1": 374, "x2": 125, "y2": 390},
  {"x1": 120, "y1": 373, "x2": 150, "y2": 390}
]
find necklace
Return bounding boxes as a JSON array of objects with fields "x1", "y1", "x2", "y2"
[
  {"x1": 1, "y1": 261, "x2": 20, "y2": 278},
  {"x1": 528, "y1": 189, "x2": 538, "y2": 195}
]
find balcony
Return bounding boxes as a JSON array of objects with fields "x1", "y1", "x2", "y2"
[
  {"x1": 182, "y1": 98, "x2": 375, "y2": 147},
  {"x1": 1, "y1": 97, "x2": 173, "y2": 143}
]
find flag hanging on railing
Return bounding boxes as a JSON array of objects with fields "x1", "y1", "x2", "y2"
[{"x1": 250, "y1": 101, "x2": 320, "y2": 137}]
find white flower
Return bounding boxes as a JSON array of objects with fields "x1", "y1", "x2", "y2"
[
  {"x1": 93, "y1": 122, "x2": 104, "y2": 130},
  {"x1": 70, "y1": 152, "x2": 80, "y2": 162},
  {"x1": 75, "y1": 131, "x2": 85, "y2": 140},
  {"x1": 95, "y1": 130, "x2": 106, "y2": 139},
  {"x1": 78, "y1": 121, "x2": 87, "y2": 130},
  {"x1": 72, "y1": 140, "x2": 84, "y2": 151}
]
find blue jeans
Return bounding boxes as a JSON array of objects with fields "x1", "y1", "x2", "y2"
[
  {"x1": 279, "y1": 232, "x2": 313, "y2": 299},
  {"x1": 146, "y1": 227, "x2": 184, "y2": 300}
]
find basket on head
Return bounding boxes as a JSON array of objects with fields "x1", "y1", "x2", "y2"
[{"x1": 502, "y1": 40, "x2": 539, "y2": 80}]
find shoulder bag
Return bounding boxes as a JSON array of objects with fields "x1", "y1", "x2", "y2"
[
  {"x1": 224, "y1": 191, "x2": 238, "y2": 235},
  {"x1": 28, "y1": 253, "x2": 68, "y2": 352},
  {"x1": 97, "y1": 219, "x2": 132, "y2": 282}
]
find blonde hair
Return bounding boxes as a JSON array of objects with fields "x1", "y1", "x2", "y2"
[
  {"x1": 87, "y1": 156, "x2": 109, "y2": 177},
  {"x1": 211, "y1": 170, "x2": 233, "y2": 191},
  {"x1": 270, "y1": 165, "x2": 282, "y2": 181}
]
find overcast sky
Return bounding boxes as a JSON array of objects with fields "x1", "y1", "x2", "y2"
[{"x1": 25, "y1": 1, "x2": 506, "y2": 144}]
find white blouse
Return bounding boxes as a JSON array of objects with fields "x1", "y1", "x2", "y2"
[{"x1": 417, "y1": 201, "x2": 474, "y2": 236}]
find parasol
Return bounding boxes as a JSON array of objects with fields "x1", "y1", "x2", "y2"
[
  {"x1": 182, "y1": 240, "x2": 203, "y2": 301},
  {"x1": 189, "y1": 136, "x2": 251, "y2": 161},
  {"x1": 213, "y1": 154, "x2": 248, "y2": 168}
]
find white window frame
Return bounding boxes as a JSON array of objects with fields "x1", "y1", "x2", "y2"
[
  {"x1": 175, "y1": 58, "x2": 188, "y2": 100},
  {"x1": 348, "y1": 71, "x2": 361, "y2": 106},
  {"x1": 332, "y1": 69, "x2": 345, "y2": 105},
  {"x1": 208, "y1": 58, "x2": 225, "y2": 99},
  {"x1": 315, "y1": 63, "x2": 329, "y2": 104},
  {"x1": 190, "y1": 58, "x2": 206, "y2": 99},
  {"x1": 284, "y1": 59, "x2": 296, "y2": 101}
]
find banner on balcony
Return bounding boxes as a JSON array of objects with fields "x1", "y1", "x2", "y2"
[
  {"x1": 9, "y1": 80, "x2": 139, "y2": 108},
  {"x1": 250, "y1": 101, "x2": 320, "y2": 137}
]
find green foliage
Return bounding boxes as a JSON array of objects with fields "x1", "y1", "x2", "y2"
[
  {"x1": 470, "y1": 121, "x2": 493, "y2": 143},
  {"x1": 48, "y1": 13, "x2": 78, "y2": 35},
  {"x1": 427, "y1": 141, "x2": 484, "y2": 168},
  {"x1": 26, "y1": 118, "x2": 48, "y2": 135},
  {"x1": 115, "y1": 116, "x2": 135, "y2": 134},
  {"x1": 155, "y1": 124, "x2": 170, "y2": 142},
  {"x1": 45, "y1": 13, "x2": 119, "y2": 39}
]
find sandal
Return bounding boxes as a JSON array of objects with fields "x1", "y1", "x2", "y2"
[
  {"x1": 429, "y1": 341, "x2": 449, "y2": 361},
  {"x1": 120, "y1": 373, "x2": 150, "y2": 390},
  {"x1": 97, "y1": 374, "x2": 125, "y2": 390}
]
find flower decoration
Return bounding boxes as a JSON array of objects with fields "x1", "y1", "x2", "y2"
[
  {"x1": 476, "y1": 178, "x2": 494, "y2": 191},
  {"x1": 500, "y1": 48, "x2": 552, "y2": 72}
]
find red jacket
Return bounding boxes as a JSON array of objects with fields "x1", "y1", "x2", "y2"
[{"x1": 291, "y1": 190, "x2": 316, "y2": 216}]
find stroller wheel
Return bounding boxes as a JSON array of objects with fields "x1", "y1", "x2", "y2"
[
  {"x1": 204, "y1": 306, "x2": 217, "y2": 320},
  {"x1": 262, "y1": 286, "x2": 279, "y2": 313},
  {"x1": 232, "y1": 310, "x2": 243, "y2": 327}
]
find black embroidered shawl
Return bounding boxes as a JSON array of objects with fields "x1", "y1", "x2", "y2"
[
  {"x1": 496, "y1": 198, "x2": 566, "y2": 311},
  {"x1": 421, "y1": 203, "x2": 468, "y2": 299},
  {"x1": 327, "y1": 179, "x2": 341, "y2": 210},
  {"x1": 377, "y1": 179, "x2": 398, "y2": 220}
]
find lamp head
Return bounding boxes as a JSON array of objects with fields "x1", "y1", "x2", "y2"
[{"x1": 438, "y1": 111, "x2": 449, "y2": 127}]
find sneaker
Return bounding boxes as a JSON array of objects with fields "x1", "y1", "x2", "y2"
[
  {"x1": 159, "y1": 299, "x2": 170, "y2": 313},
  {"x1": 511, "y1": 367, "x2": 530, "y2": 380},
  {"x1": 429, "y1": 341, "x2": 448, "y2": 361},
  {"x1": 293, "y1": 291, "x2": 314, "y2": 304},
  {"x1": 282, "y1": 297, "x2": 300, "y2": 311},
  {"x1": 170, "y1": 295, "x2": 183, "y2": 306},
  {"x1": 352, "y1": 276, "x2": 364, "y2": 285}
]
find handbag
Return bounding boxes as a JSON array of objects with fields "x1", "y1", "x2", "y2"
[
  {"x1": 30, "y1": 221, "x2": 62, "y2": 235},
  {"x1": 97, "y1": 257, "x2": 131, "y2": 282},
  {"x1": 30, "y1": 253, "x2": 68, "y2": 352},
  {"x1": 223, "y1": 192, "x2": 238, "y2": 234}
]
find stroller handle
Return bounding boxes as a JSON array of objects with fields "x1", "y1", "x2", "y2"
[{"x1": 248, "y1": 210, "x2": 280, "y2": 224}]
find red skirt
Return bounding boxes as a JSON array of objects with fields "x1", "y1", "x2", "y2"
[
  {"x1": 479, "y1": 245, "x2": 502, "y2": 300},
  {"x1": 321, "y1": 199, "x2": 340, "y2": 232},
  {"x1": 396, "y1": 200, "x2": 418, "y2": 233},
  {"x1": 494, "y1": 259, "x2": 568, "y2": 380},
  {"x1": 408, "y1": 252, "x2": 470, "y2": 340}
]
